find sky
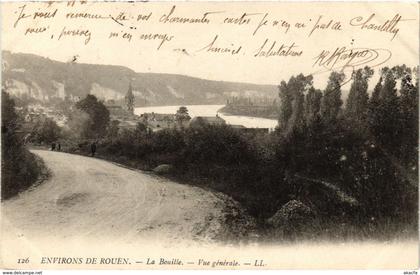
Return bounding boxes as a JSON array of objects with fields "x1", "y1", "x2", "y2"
[{"x1": 1, "y1": 1, "x2": 418, "y2": 90}]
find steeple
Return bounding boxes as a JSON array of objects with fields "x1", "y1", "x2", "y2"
[{"x1": 125, "y1": 81, "x2": 135, "y2": 114}]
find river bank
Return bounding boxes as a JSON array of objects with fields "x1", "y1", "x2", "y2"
[{"x1": 218, "y1": 105, "x2": 278, "y2": 120}]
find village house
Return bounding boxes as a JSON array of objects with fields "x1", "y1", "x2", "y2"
[
  {"x1": 23, "y1": 105, "x2": 67, "y2": 127},
  {"x1": 139, "y1": 112, "x2": 191, "y2": 132},
  {"x1": 139, "y1": 112, "x2": 175, "y2": 131},
  {"x1": 189, "y1": 115, "x2": 226, "y2": 128},
  {"x1": 116, "y1": 120, "x2": 139, "y2": 130}
]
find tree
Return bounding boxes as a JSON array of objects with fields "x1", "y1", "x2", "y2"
[
  {"x1": 370, "y1": 76, "x2": 382, "y2": 105},
  {"x1": 304, "y1": 87, "x2": 322, "y2": 125},
  {"x1": 31, "y1": 118, "x2": 61, "y2": 144},
  {"x1": 367, "y1": 67, "x2": 401, "y2": 156},
  {"x1": 278, "y1": 80, "x2": 293, "y2": 129},
  {"x1": 66, "y1": 108, "x2": 91, "y2": 140},
  {"x1": 107, "y1": 120, "x2": 120, "y2": 141},
  {"x1": 278, "y1": 74, "x2": 314, "y2": 134},
  {"x1": 1, "y1": 91, "x2": 19, "y2": 135},
  {"x1": 75, "y1": 94, "x2": 110, "y2": 139},
  {"x1": 321, "y1": 71, "x2": 345, "y2": 122},
  {"x1": 2, "y1": 91, "x2": 20, "y2": 151},
  {"x1": 380, "y1": 68, "x2": 398, "y2": 101},
  {"x1": 345, "y1": 67, "x2": 374, "y2": 122},
  {"x1": 125, "y1": 82, "x2": 135, "y2": 115},
  {"x1": 2, "y1": 91, "x2": 41, "y2": 200},
  {"x1": 175, "y1": 106, "x2": 191, "y2": 126},
  {"x1": 397, "y1": 66, "x2": 418, "y2": 165},
  {"x1": 134, "y1": 122, "x2": 148, "y2": 138}
]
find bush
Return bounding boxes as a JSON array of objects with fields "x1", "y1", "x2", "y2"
[
  {"x1": 1, "y1": 91, "x2": 44, "y2": 200},
  {"x1": 30, "y1": 117, "x2": 61, "y2": 144},
  {"x1": 267, "y1": 200, "x2": 320, "y2": 239}
]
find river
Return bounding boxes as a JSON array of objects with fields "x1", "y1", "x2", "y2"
[{"x1": 134, "y1": 105, "x2": 278, "y2": 130}]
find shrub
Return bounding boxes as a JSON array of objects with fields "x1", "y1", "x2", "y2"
[
  {"x1": 30, "y1": 117, "x2": 61, "y2": 144},
  {"x1": 1, "y1": 91, "x2": 44, "y2": 200}
]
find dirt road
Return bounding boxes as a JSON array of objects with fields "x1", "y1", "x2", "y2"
[
  {"x1": 1, "y1": 150, "x2": 417, "y2": 269},
  {"x1": 1, "y1": 150, "x2": 250, "y2": 247}
]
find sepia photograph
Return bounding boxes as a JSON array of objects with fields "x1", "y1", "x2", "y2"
[{"x1": 0, "y1": 0, "x2": 418, "y2": 271}]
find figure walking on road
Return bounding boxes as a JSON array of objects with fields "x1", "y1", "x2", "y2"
[{"x1": 90, "y1": 142, "x2": 97, "y2": 157}]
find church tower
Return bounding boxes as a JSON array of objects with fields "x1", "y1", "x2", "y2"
[{"x1": 125, "y1": 81, "x2": 135, "y2": 115}]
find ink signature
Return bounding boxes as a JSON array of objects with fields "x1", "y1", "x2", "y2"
[{"x1": 313, "y1": 47, "x2": 392, "y2": 73}]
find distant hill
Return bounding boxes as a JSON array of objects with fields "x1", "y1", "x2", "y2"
[{"x1": 1, "y1": 51, "x2": 278, "y2": 106}]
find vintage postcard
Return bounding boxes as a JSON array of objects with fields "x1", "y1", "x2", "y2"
[{"x1": 0, "y1": 0, "x2": 418, "y2": 271}]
